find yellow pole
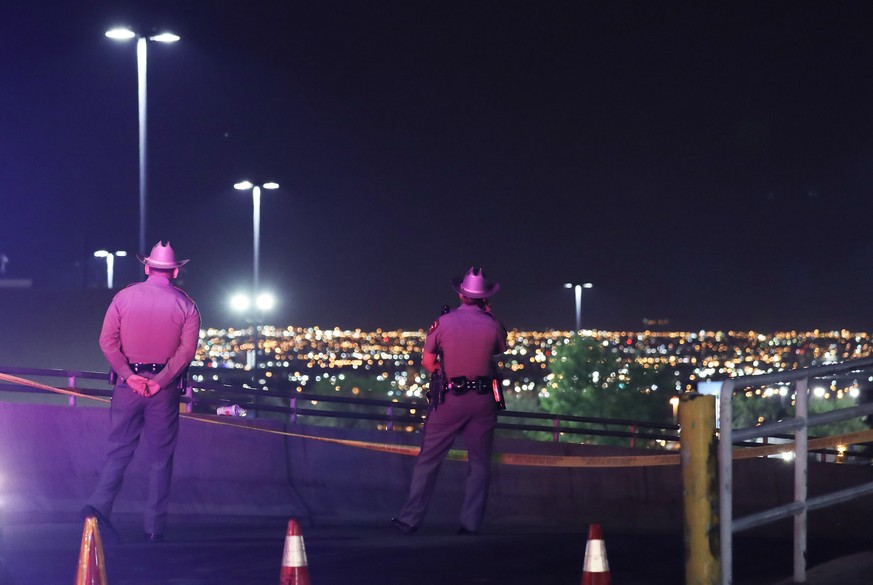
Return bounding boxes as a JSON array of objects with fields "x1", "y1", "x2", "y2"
[{"x1": 680, "y1": 392, "x2": 721, "y2": 585}]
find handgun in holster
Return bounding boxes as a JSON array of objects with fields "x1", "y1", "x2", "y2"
[
  {"x1": 424, "y1": 304, "x2": 452, "y2": 410},
  {"x1": 426, "y1": 368, "x2": 448, "y2": 410},
  {"x1": 177, "y1": 366, "x2": 189, "y2": 394}
]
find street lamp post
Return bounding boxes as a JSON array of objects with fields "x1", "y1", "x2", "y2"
[
  {"x1": 233, "y1": 181, "x2": 280, "y2": 377},
  {"x1": 106, "y1": 27, "x2": 180, "y2": 256},
  {"x1": 229, "y1": 291, "x2": 276, "y2": 373},
  {"x1": 564, "y1": 281, "x2": 593, "y2": 332},
  {"x1": 234, "y1": 181, "x2": 279, "y2": 302},
  {"x1": 94, "y1": 250, "x2": 128, "y2": 289}
]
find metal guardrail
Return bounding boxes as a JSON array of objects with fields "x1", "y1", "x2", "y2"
[
  {"x1": 0, "y1": 365, "x2": 680, "y2": 447},
  {"x1": 718, "y1": 355, "x2": 873, "y2": 585}
]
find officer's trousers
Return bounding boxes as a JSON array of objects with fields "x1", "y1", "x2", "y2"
[
  {"x1": 86, "y1": 376, "x2": 180, "y2": 535},
  {"x1": 397, "y1": 391, "x2": 497, "y2": 531}
]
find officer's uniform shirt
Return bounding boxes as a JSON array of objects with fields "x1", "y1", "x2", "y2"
[
  {"x1": 99, "y1": 273, "x2": 200, "y2": 388},
  {"x1": 424, "y1": 304, "x2": 507, "y2": 378}
]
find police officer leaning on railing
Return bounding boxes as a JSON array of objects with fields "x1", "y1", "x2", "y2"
[{"x1": 392, "y1": 266, "x2": 508, "y2": 535}]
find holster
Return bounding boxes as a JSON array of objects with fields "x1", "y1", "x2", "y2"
[
  {"x1": 426, "y1": 370, "x2": 448, "y2": 410},
  {"x1": 177, "y1": 366, "x2": 190, "y2": 394}
]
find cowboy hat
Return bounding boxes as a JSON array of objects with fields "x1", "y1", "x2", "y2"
[
  {"x1": 451, "y1": 267, "x2": 500, "y2": 299},
  {"x1": 137, "y1": 241, "x2": 189, "y2": 269}
]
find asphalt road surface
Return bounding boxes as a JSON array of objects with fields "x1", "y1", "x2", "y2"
[{"x1": 1, "y1": 516, "x2": 870, "y2": 585}]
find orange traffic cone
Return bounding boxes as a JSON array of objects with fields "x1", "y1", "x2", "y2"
[
  {"x1": 581, "y1": 523, "x2": 610, "y2": 585},
  {"x1": 279, "y1": 519, "x2": 311, "y2": 585},
  {"x1": 75, "y1": 516, "x2": 107, "y2": 585}
]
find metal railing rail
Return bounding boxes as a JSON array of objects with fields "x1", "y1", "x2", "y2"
[
  {"x1": 0, "y1": 365, "x2": 680, "y2": 446},
  {"x1": 0, "y1": 366, "x2": 113, "y2": 406},
  {"x1": 719, "y1": 355, "x2": 873, "y2": 585}
]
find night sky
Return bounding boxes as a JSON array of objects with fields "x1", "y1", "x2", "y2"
[{"x1": 4, "y1": 2, "x2": 873, "y2": 332}]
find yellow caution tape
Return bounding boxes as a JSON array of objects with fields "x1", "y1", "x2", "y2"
[
  {"x1": 1, "y1": 372, "x2": 869, "y2": 468},
  {"x1": 495, "y1": 452, "x2": 681, "y2": 467},
  {"x1": 731, "y1": 428, "x2": 873, "y2": 460},
  {"x1": 0, "y1": 372, "x2": 110, "y2": 403}
]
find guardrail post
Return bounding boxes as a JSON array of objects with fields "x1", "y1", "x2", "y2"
[
  {"x1": 680, "y1": 392, "x2": 720, "y2": 585},
  {"x1": 289, "y1": 396, "x2": 297, "y2": 424},
  {"x1": 629, "y1": 424, "x2": 636, "y2": 448},
  {"x1": 67, "y1": 375, "x2": 76, "y2": 407},
  {"x1": 718, "y1": 379, "x2": 735, "y2": 585},
  {"x1": 553, "y1": 418, "x2": 560, "y2": 443},
  {"x1": 386, "y1": 404, "x2": 394, "y2": 431},
  {"x1": 794, "y1": 377, "x2": 809, "y2": 584},
  {"x1": 183, "y1": 384, "x2": 193, "y2": 413}
]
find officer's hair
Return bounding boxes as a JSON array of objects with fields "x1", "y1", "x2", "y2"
[
  {"x1": 149, "y1": 266, "x2": 176, "y2": 278},
  {"x1": 460, "y1": 295, "x2": 488, "y2": 309}
]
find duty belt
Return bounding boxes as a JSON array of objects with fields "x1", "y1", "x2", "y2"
[
  {"x1": 130, "y1": 363, "x2": 166, "y2": 374},
  {"x1": 449, "y1": 376, "x2": 493, "y2": 395}
]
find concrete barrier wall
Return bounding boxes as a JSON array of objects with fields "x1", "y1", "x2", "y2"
[{"x1": 1, "y1": 402, "x2": 871, "y2": 537}]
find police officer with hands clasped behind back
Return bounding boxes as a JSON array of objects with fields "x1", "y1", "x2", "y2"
[
  {"x1": 81, "y1": 241, "x2": 200, "y2": 544},
  {"x1": 392, "y1": 267, "x2": 508, "y2": 535}
]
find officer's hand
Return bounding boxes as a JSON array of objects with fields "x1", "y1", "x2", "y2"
[
  {"x1": 126, "y1": 374, "x2": 149, "y2": 396},
  {"x1": 145, "y1": 379, "x2": 162, "y2": 397}
]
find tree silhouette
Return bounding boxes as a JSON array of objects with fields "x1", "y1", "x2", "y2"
[{"x1": 538, "y1": 335, "x2": 678, "y2": 446}]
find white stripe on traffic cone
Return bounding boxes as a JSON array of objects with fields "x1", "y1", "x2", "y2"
[
  {"x1": 581, "y1": 523, "x2": 610, "y2": 585},
  {"x1": 279, "y1": 519, "x2": 311, "y2": 585}
]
